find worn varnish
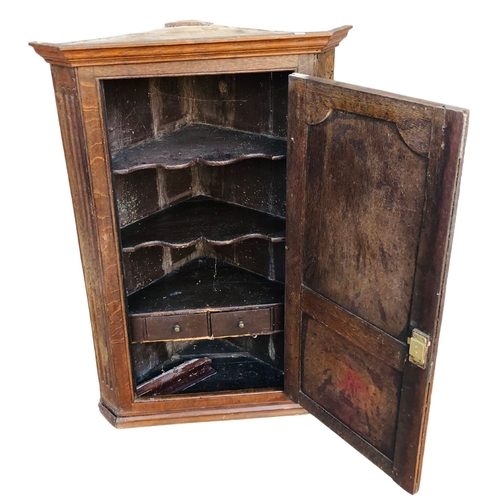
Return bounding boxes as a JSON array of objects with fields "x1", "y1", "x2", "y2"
[
  {"x1": 136, "y1": 357, "x2": 216, "y2": 396},
  {"x1": 102, "y1": 72, "x2": 290, "y2": 161},
  {"x1": 120, "y1": 196, "x2": 285, "y2": 251},
  {"x1": 302, "y1": 315, "x2": 403, "y2": 459},
  {"x1": 107, "y1": 64, "x2": 292, "y2": 398},
  {"x1": 31, "y1": 21, "x2": 468, "y2": 494},
  {"x1": 30, "y1": 23, "x2": 352, "y2": 66},
  {"x1": 303, "y1": 110, "x2": 427, "y2": 337},
  {"x1": 112, "y1": 124, "x2": 287, "y2": 173},
  {"x1": 127, "y1": 257, "x2": 284, "y2": 314},
  {"x1": 286, "y1": 74, "x2": 468, "y2": 493}
]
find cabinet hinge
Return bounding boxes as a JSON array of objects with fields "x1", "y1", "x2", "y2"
[{"x1": 407, "y1": 329, "x2": 431, "y2": 369}]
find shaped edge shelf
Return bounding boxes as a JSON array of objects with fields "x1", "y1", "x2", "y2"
[
  {"x1": 112, "y1": 124, "x2": 287, "y2": 174},
  {"x1": 120, "y1": 196, "x2": 286, "y2": 251}
]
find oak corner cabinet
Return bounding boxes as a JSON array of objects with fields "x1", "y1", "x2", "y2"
[{"x1": 30, "y1": 21, "x2": 468, "y2": 494}]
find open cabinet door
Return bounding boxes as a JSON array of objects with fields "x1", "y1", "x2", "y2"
[{"x1": 284, "y1": 74, "x2": 468, "y2": 493}]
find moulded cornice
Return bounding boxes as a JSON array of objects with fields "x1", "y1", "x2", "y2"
[{"x1": 30, "y1": 23, "x2": 352, "y2": 67}]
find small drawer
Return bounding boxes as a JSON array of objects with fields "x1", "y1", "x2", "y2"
[
  {"x1": 145, "y1": 313, "x2": 208, "y2": 341},
  {"x1": 211, "y1": 308, "x2": 272, "y2": 338}
]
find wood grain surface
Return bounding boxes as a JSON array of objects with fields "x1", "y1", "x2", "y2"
[{"x1": 286, "y1": 74, "x2": 468, "y2": 493}]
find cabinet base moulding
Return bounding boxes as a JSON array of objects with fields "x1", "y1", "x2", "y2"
[{"x1": 98, "y1": 399, "x2": 306, "y2": 429}]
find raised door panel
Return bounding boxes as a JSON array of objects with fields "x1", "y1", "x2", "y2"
[{"x1": 285, "y1": 74, "x2": 468, "y2": 493}]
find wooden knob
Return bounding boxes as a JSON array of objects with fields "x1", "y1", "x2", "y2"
[
  {"x1": 173, "y1": 324, "x2": 181, "y2": 333},
  {"x1": 238, "y1": 320, "x2": 245, "y2": 329}
]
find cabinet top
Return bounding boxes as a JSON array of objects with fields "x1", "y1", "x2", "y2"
[{"x1": 29, "y1": 21, "x2": 351, "y2": 67}]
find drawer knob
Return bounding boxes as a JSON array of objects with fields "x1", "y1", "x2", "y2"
[
  {"x1": 173, "y1": 324, "x2": 181, "y2": 333},
  {"x1": 238, "y1": 320, "x2": 245, "y2": 329}
]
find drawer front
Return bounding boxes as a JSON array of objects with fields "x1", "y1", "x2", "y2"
[
  {"x1": 273, "y1": 305, "x2": 284, "y2": 331},
  {"x1": 145, "y1": 313, "x2": 208, "y2": 341},
  {"x1": 211, "y1": 308, "x2": 272, "y2": 338},
  {"x1": 130, "y1": 316, "x2": 146, "y2": 342}
]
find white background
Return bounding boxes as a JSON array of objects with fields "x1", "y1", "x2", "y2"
[{"x1": 2, "y1": 2, "x2": 498, "y2": 499}]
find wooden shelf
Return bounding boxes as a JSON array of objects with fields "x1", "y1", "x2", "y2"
[
  {"x1": 120, "y1": 196, "x2": 285, "y2": 251},
  {"x1": 127, "y1": 257, "x2": 284, "y2": 315},
  {"x1": 112, "y1": 124, "x2": 287, "y2": 174}
]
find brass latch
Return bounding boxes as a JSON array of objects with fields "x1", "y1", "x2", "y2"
[{"x1": 407, "y1": 329, "x2": 431, "y2": 369}]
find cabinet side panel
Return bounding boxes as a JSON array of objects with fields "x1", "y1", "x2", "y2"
[
  {"x1": 76, "y1": 66, "x2": 136, "y2": 412},
  {"x1": 51, "y1": 65, "x2": 118, "y2": 406},
  {"x1": 315, "y1": 50, "x2": 335, "y2": 79},
  {"x1": 297, "y1": 50, "x2": 335, "y2": 80}
]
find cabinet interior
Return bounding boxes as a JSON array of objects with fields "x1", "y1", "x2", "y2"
[{"x1": 102, "y1": 71, "x2": 291, "y2": 397}]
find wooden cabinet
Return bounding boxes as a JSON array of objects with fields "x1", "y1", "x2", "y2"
[{"x1": 30, "y1": 21, "x2": 468, "y2": 494}]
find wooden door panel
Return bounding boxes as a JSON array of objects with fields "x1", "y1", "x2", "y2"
[
  {"x1": 302, "y1": 314, "x2": 403, "y2": 459},
  {"x1": 302, "y1": 110, "x2": 428, "y2": 337},
  {"x1": 285, "y1": 74, "x2": 468, "y2": 493}
]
